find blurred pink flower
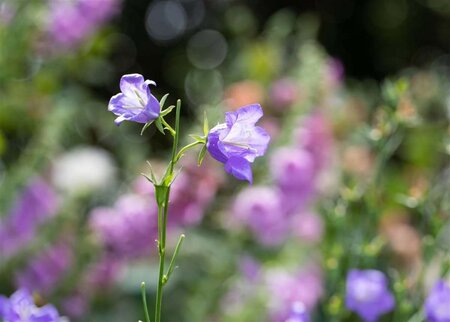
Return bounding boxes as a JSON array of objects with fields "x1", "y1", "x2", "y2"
[
  {"x1": 291, "y1": 211, "x2": 324, "y2": 244},
  {"x1": 232, "y1": 186, "x2": 288, "y2": 246},
  {"x1": 269, "y1": 78, "x2": 299, "y2": 110}
]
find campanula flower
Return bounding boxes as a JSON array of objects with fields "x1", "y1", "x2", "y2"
[
  {"x1": 346, "y1": 269, "x2": 395, "y2": 322},
  {"x1": 108, "y1": 74, "x2": 160, "y2": 125},
  {"x1": 206, "y1": 104, "x2": 270, "y2": 183},
  {"x1": 424, "y1": 280, "x2": 450, "y2": 322},
  {"x1": 0, "y1": 289, "x2": 62, "y2": 322}
]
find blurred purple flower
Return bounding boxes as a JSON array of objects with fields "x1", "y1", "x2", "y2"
[
  {"x1": 16, "y1": 243, "x2": 72, "y2": 295},
  {"x1": 232, "y1": 186, "x2": 287, "y2": 246},
  {"x1": 291, "y1": 211, "x2": 323, "y2": 244},
  {"x1": 346, "y1": 269, "x2": 395, "y2": 322},
  {"x1": 90, "y1": 193, "x2": 158, "y2": 259},
  {"x1": 207, "y1": 104, "x2": 270, "y2": 183},
  {"x1": 277, "y1": 302, "x2": 310, "y2": 322},
  {"x1": 239, "y1": 256, "x2": 261, "y2": 282},
  {"x1": 0, "y1": 177, "x2": 58, "y2": 257},
  {"x1": 108, "y1": 74, "x2": 160, "y2": 125},
  {"x1": 60, "y1": 293, "x2": 88, "y2": 319},
  {"x1": 164, "y1": 157, "x2": 224, "y2": 227},
  {"x1": 85, "y1": 255, "x2": 122, "y2": 289},
  {"x1": 270, "y1": 79, "x2": 299, "y2": 110},
  {"x1": 266, "y1": 266, "x2": 323, "y2": 314},
  {"x1": 324, "y1": 58, "x2": 344, "y2": 89},
  {"x1": 48, "y1": 0, "x2": 120, "y2": 48},
  {"x1": 270, "y1": 147, "x2": 316, "y2": 212},
  {"x1": 0, "y1": 289, "x2": 62, "y2": 322},
  {"x1": 424, "y1": 280, "x2": 450, "y2": 322},
  {"x1": 295, "y1": 112, "x2": 333, "y2": 172}
]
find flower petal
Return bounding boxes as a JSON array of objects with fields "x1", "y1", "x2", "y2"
[
  {"x1": 224, "y1": 157, "x2": 253, "y2": 183},
  {"x1": 207, "y1": 124, "x2": 229, "y2": 163},
  {"x1": 119, "y1": 74, "x2": 146, "y2": 98},
  {"x1": 225, "y1": 104, "x2": 263, "y2": 127}
]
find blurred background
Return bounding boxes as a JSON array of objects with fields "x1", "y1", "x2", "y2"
[{"x1": 0, "y1": 0, "x2": 449, "y2": 321}]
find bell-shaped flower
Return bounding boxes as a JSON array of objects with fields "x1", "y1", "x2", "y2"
[
  {"x1": 108, "y1": 74, "x2": 160, "y2": 125},
  {"x1": 206, "y1": 104, "x2": 270, "y2": 183}
]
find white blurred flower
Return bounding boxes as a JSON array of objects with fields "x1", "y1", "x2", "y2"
[{"x1": 52, "y1": 146, "x2": 116, "y2": 195}]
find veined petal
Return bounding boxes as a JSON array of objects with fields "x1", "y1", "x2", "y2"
[
  {"x1": 219, "y1": 124, "x2": 270, "y2": 162},
  {"x1": 225, "y1": 104, "x2": 263, "y2": 127},
  {"x1": 109, "y1": 93, "x2": 142, "y2": 113},
  {"x1": 119, "y1": 74, "x2": 146, "y2": 98},
  {"x1": 224, "y1": 157, "x2": 253, "y2": 183}
]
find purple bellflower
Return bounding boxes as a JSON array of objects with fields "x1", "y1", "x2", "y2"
[
  {"x1": 345, "y1": 269, "x2": 395, "y2": 322},
  {"x1": 424, "y1": 280, "x2": 450, "y2": 322},
  {"x1": 206, "y1": 104, "x2": 270, "y2": 183},
  {"x1": 0, "y1": 289, "x2": 62, "y2": 322},
  {"x1": 108, "y1": 74, "x2": 160, "y2": 125}
]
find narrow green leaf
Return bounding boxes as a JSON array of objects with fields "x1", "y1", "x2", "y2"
[
  {"x1": 159, "y1": 93, "x2": 170, "y2": 109},
  {"x1": 189, "y1": 134, "x2": 205, "y2": 143},
  {"x1": 155, "y1": 118, "x2": 165, "y2": 134},
  {"x1": 160, "y1": 105, "x2": 175, "y2": 117},
  {"x1": 140, "y1": 121, "x2": 154, "y2": 136},
  {"x1": 197, "y1": 144, "x2": 207, "y2": 166}
]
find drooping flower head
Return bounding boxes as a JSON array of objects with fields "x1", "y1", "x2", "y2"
[
  {"x1": 108, "y1": 74, "x2": 160, "y2": 125},
  {"x1": 206, "y1": 104, "x2": 270, "y2": 183},
  {"x1": 345, "y1": 269, "x2": 395, "y2": 322},
  {"x1": 424, "y1": 280, "x2": 450, "y2": 322},
  {"x1": 0, "y1": 289, "x2": 62, "y2": 322}
]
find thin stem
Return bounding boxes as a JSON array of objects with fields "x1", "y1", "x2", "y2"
[
  {"x1": 161, "y1": 117, "x2": 176, "y2": 136},
  {"x1": 154, "y1": 100, "x2": 181, "y2": 322},
  {"x1": 163, "y1": 234, "x2": 185, "y2": 285},
  {"x1": 141, "y1": 282, "x2": 151, "y2": 322},
  {"x1": 175, "y1": 141, "x2": 203, "y2": 162}
]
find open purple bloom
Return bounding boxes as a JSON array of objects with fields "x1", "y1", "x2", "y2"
[
  {"x1": 0, "y1": 289, "x2": 62, "y2": 322},
  {"x1": 206, "y1": 104, "x2": 270, "y2": 183},
  {"x1": 425, "y1": 280, "x2": 450, "y2": 322},
  {"x1": 346, "y1": 269, "x2": 395, "y2": 322},
  {"x1": 108, "y1": 74, "x2": 160, "y2": 125}
]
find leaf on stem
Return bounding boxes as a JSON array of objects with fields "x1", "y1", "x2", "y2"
[
  {"x1": 140, "y1": 121, "x2": 154, "y2": 135},
  {"x1": 155, "y1": 118, "x2": 165, "y2": 134},
  {"x1": 197, "y1": 144, "x2": 207, "y2": 166},
  {"x1": 159, "y1": 93, "x2": 170, "y2": 109}
]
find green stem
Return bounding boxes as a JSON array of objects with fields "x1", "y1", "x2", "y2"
[
  {"x1": 141, "y1": 282, "x2": 151, "y2": 322},
  {"x1": 161, "y1": 117, "x2": 176, "y2": 137},
  {"x1": 154, "y1": 100, "x2": 181, "y2": 322},
  {"x1": 175, "y1": 141, "x2": 203, "y2": 162}
]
